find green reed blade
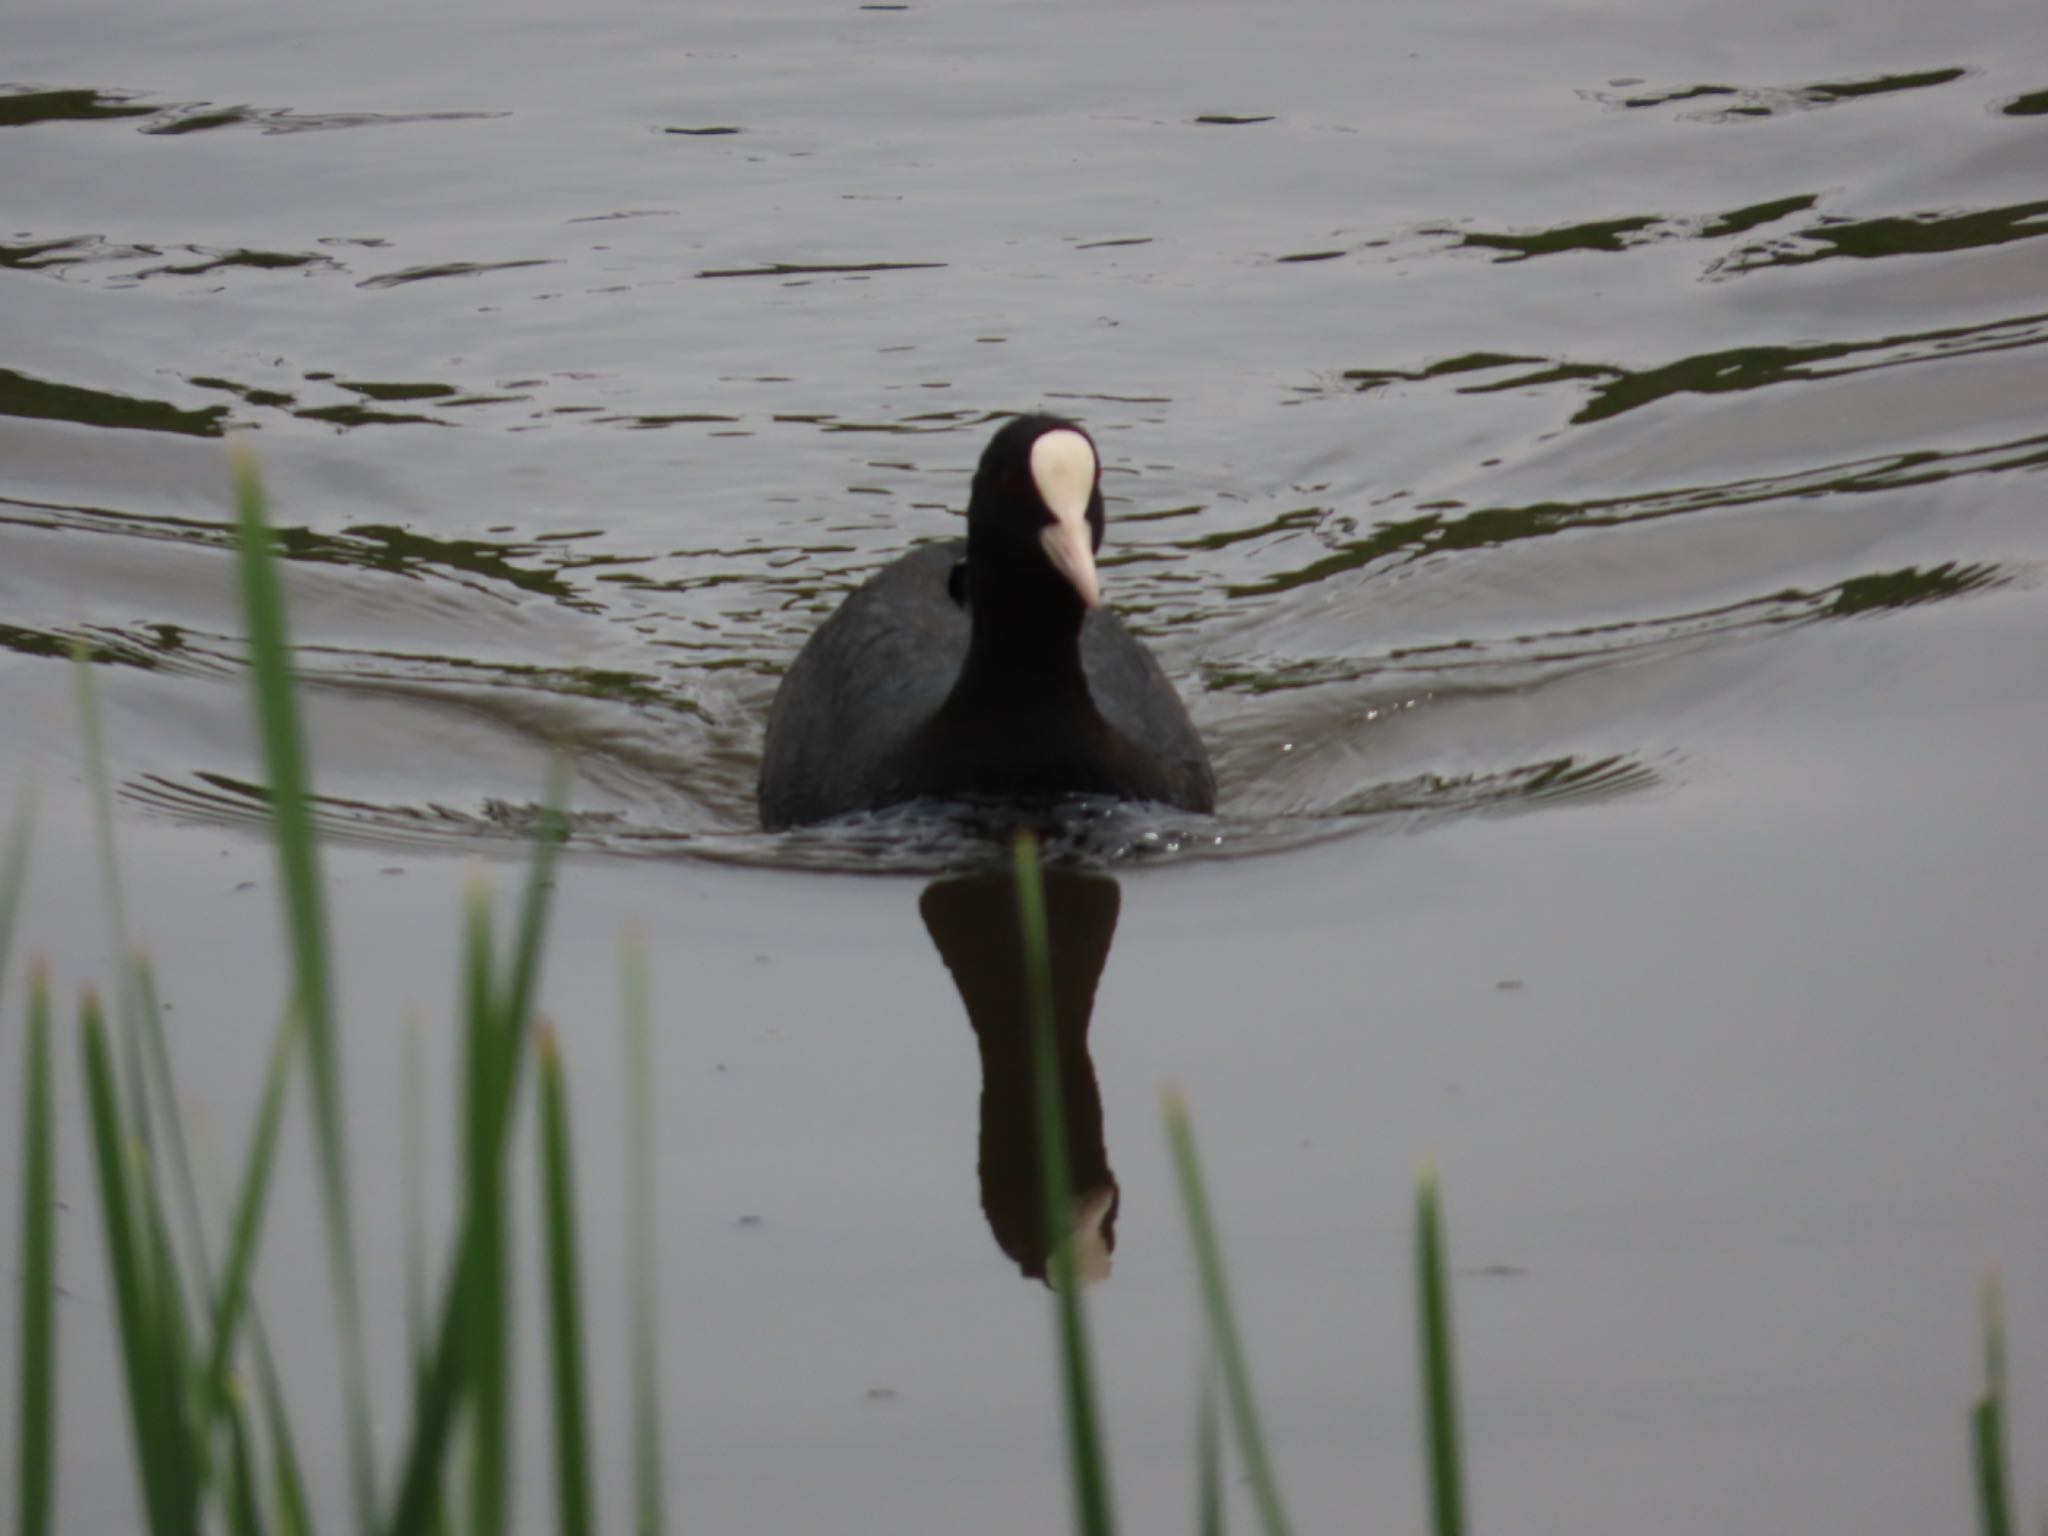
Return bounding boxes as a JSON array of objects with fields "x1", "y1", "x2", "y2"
[
  {"x1": 0, "y1": 786, "x2": 33, "y2": 1005},
  {"x1": 403, "y1": 1015, "x2": 429, "y2": 1390},
  {"x1": 387, "y1": 913, "x2": 507, "y2": 1531},
  {"x1": 1012, "y1": 831, "x2": 1118, "y2": 1536},
  {"x1": 1976, "y1": 1399, "x2": 2012, "y2": 1536},
  {"x1": 1415, "y1": 1162, "x2": 1466, "y2": 1536},
  {"x1": 130, "y1": 955, "x2": 206, "y2": 1262},
  {"x1": 72, "y1": 653, "x2": 156, "y2": 1167},
  {"x1": 75, "y1": 674, "x2": 222, "y2": 1503},
  {"x1": 461, "y1": 877, "x2": 512, "y2": 1536},
  {"x1": 130, "y1": 953, "x2": 228, "y2": 1438},
  {"x1": 0, "y1": 802, "x2": 44, "y2": 1536},
  {"x1": 385, "y1": 782, "x2": 565, "y2": 1536},
  {"x1": 622, "y1": 928, "x2": 665, "y2": 1536},
  {"x1": 499, "y1": 756, "x2": 569, "y2": 1045},
  {"x1": 1162, "y1": 1091, "x2": 1292, "y2": 1536},
  {"x1": 1197, "y1": 1356, "x2": 1224, "y2": 1536},
  {"x1": 138, "y1": 1162, "x2": 203, "y2": 1519},
  {"x1": 74, "y1": 658, "x2": 222, "y2": 1509},
  {"x1": 384, "y1": 1144, "x2": 501, "y2": 1535},
  {"x1": 538, "y1": 1027, "x2": 596, "y2": 1536},
  {"x1": 81, "y1": 991, "x2": 186, "y2": 1534},
  {"x1": 222, "y1": 1380, "x2": 266, "y2": 1536},
  {"x1": 461, "y1": 878, "x2": 501, "y2": 1182},
  {"x1": 230, "y1": 444, "x2": 374, "y2": 1533},
  {"x1": 203, "y1": 1005, "x2": 301, "y2": 1422},
  {"x1": 1974, "y1": 1267, "x2": 2015, "y2": 1536},
  {"x1": 476, "y1": 769, "x2": 570, "y2": 1536},
  {"x1": 250, "y1": 1313, "x2": 316, "y2": 1536},
  {"x1": 384, "y1": 1154, "x2": 502, "y2": 1536},
  {"x1": 16, "y1": 960, "x2": 56, "y2": 1536}
]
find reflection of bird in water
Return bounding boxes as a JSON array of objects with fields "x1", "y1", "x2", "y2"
[{"x1": 919, "y1": 866, "x2": 1121, "y2": 1284}]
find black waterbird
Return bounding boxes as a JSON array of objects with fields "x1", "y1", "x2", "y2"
[{"x1": 758, "y1": 414, "x2": 1214, "y2": 828}]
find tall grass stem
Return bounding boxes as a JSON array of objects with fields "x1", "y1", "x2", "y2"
[
  {"x1": 538, "y1": 1026, "x2": 596, "y2": 1536},
  {"x1": 460, "y1": 877, "x2": 513, "y2": 1536},
  {"x1": 1974, "y1": 1267, "x2": 2015, "y2": 1536},
  {"x1": 388, "y1": 804, "x2": 567, "y2": 1536},
  {"x1": 1415, "y1": 1162, "x2": 1466, "y2": 1536},
  {"x1": 1162, "y1": 1090, "x2": 1292, "y2": 1536},
  {"x1": 81, "y1": 991, "x2": 194, "y2": 1533},
  {"x1": 72, "y1": 658, "x2": 156, "y2": 1169},
  {"x1": 250, "y1": 1312, "x2": 316, "y2": 1536},
  {"x1": 623, "y1": 928, "x2": 665, "y2": 1536},
  {"x1": 403, "y1": 1015, "x2": 430, "y2": 1388},
  {"x1": 201, "y1": 1005, "x2": 301, "y2": 1422},
  {"x1": 0, "y1": 786, "x2": 33, "y2": 1002},
  {"x1": 1196, "y1": 1356, "x2": 1224, "y2": 1536},
  {"x1": 16, "y1": 960, "x2": 56, "y2": 1536},
  {"x1": 231, "y1": 444, "x2": 375, "y2": 1533}
]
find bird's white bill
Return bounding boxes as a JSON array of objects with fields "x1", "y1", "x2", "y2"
[
  {"x1": 1030, "y1": 428, "x2": 1102, "y2": 608},
  {"x1": 1040, "y1": 518, "x2": 1102, "y2": 608}
]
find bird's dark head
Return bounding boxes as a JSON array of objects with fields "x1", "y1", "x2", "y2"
[{"x1": 966, "y1": 414, "x2": 1105, "y2": 612}]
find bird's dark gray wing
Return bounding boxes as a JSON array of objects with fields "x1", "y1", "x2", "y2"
[
  {"x1": 1081, "y1": 611, "x2": 1215, "y2": 812},
  {"x1": 758, "y1": 542, "x2": 968, "y2": 827}
]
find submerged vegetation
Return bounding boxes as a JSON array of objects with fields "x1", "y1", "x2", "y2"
[{"x1": 6, "y1": 454, "x2": 2038, "y2": 1534}]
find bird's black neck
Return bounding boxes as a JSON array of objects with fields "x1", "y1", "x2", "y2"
[{"x1": 949, "y1": 579, "x2": 1096, "y2": 713}]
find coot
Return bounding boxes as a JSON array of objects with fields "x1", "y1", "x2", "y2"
[{"x1": 757, "y1": 414, "x2": 1214, "y2": 829}]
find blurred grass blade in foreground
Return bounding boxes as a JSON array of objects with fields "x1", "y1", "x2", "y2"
[
  {"x1": 232, "y1": 444, "x2": 377, "y2": 1531},
  {"x1": 73, "y1": 657, "x2": 163, "y2": 1204},
  {"x1": 201, "y1": 1006, "x2": 301, "y2": 1426},
  {"x1": 1197, "y1": 1355, "x2": 1224, "y2": 1536},
  {"x1": 623, "y1": 928, "x2": 666, "y2": 1536},
  {"x1": 388, "y1": 800, "x2": 569, "y2": 1536},
  {"x1": 1013, "y1": 831, "x2": 1118, "y2": 1536},
  {"x1": 461, "y1": 877, "x2": 514, "y2": 1536},
  {"x1": 252, "y1": 1311, "x2": 316, "y2": 1536},
  {"x1": 1974, "y1": 1267, "x2": 2015, "y2": 1536},
  {"x1": 16, "y1": 960, "x2": 56, "y2": 1536},
  {"x1": 8, "y1": 795, "x2": 47, "y2": 1536},
  {"x1": 0, "y1": 788, "x2": 32, "y2": 1002},
  {"x1": 404, "y1": 1016, "x2": 430, "y2": 1391},
  {"x1": 76, "y1": 657, "x2": 254, "y2": 1487},
  {"x1": 539, "y1": 1024, "x2": 596, "y2": 1536},
  {"x1": 1162, "y1": 1089, "x2": 1292, "y2": 1536},
  {"x1": 1416, "y1": 1161, "x2": 1466, "y2": 1536},
  {"x1": 81, "y1": 988, "x2": 199, "y2": 1533}
]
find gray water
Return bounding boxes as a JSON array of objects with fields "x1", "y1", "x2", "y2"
[{"x1": 5, "y1": 0, "x2": 2048, "y2": 1529}]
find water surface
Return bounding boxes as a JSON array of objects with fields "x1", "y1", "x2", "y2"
[{"x1": 4, "y1": 0, "x2": 2048, "y2": 1529}]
